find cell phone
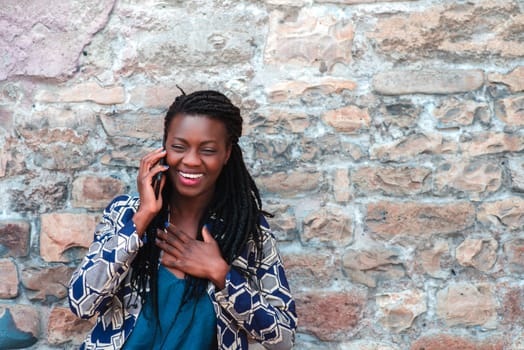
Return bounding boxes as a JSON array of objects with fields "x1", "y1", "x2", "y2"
[{"x1": 153, "y1": 157, "x2": 166, "y2": 199}]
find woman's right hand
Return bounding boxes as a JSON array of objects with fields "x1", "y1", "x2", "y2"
[{"x1": 132, "y1": 148, "x2": 168, "y2": 236}]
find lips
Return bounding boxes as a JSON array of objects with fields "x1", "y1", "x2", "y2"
[
  {"x1": 178, "y1": 171, "x2": 204, "y2": 179},
  {"x1": 177, "y1": 171, "x2": 204, "y2": 187}
]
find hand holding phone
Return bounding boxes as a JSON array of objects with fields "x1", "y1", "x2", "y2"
[{"x1": 153, "y1": 157, "x2": 166, "y2": 199}]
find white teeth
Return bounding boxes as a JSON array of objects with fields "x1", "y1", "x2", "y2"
[{"x1": 179, "y1": 171, "x2": 203, "y2": 179}]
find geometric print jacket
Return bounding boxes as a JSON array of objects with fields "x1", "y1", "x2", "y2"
[{"x1": 68, "y1": 195, "x2": 297, "y2": 350}]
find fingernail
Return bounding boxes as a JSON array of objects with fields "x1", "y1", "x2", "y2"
[{"x1": 164, "y1": 221, "x2": 170, "y2": 228}]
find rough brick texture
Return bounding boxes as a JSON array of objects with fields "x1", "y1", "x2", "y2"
[{"x1": 0, "y1": 0, "x2": 522, "y2": 348}]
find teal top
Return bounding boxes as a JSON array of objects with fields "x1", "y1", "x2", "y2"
[{"x1": 122, "y1": 265, "x2": 217, "y2": 349}]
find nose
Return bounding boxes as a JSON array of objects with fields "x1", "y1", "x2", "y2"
[{"x1": 182, "y1": 148, "x2": 201, "y2": 167}]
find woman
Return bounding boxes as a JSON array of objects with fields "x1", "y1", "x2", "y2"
[{"x1": 68, "y1": 90, "x2": 297, "y2": 349}]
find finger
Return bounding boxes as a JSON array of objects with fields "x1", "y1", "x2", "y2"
[
  {"x1": 202, "y1": 225, "x2": 215, "y2": 243},
  {"x1": 162, "y1": 258, "x2": 179, "y2": 269},
  {"x1": 157, "y1": 229, "x2": 185, "y2": 252},
  {"x1": 156, "y1": 237, "x2": 182, "y2": 257},
  {"x1": 164, "y1": 222, "x2": 177, "y2": 234},
  {"x1": 165, "y1": 223, "x2": 191, "y2": 244},
  {"x1": 139, "y1": 148, "x2": 166, "y2": 173},
  {"x1": 151, "y1": 163, "x2": 169, "y2": 194},
  {"x1": 138, "y1": 153, "x2": 165, "y2": 189},
  {"x1": 139, "y1": 147, "x2": 164, "y2": 166}
]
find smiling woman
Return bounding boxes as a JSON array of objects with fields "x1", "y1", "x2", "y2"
[
  {"x1": 68, "y1": 90, "x2": 297, "y2": 350},
  {"x1": 165, "y1": 115, "x2": 232, "y2": 204}
]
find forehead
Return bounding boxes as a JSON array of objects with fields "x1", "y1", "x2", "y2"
[{"x1": 167, "y1": 113, "x2": 228, "y2": 141}]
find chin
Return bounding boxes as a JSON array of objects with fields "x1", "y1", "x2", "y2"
[{"x1": 174, "y1": 185, "x2": 206, "y2": 199}]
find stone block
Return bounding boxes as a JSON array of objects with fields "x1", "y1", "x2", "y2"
[
  {"x1": 9, "y1": 175, "x2": 69, "y2": 213},
  {"x1": 245, "y1": 109, "x2": 310, "y2": 135},
  {"x1": 318, "y1": 0, "x2": 415, "y2": 3},
  {"x1": 0, "y1": 0, "x2": 115, "y2": 80},
  {"x1": 267, "y1": 78, "x2": 356, "y2": 102},
  {"x1": 460, "y1": 132, "x2": 524, "y2": 157},
  {"x1": 40, "y1": 213, "x2": 98, "y2": 262},
  {"x1": 370, "y1": 133, "x2": 457, "y2": 162},
  {"x1": 0, "y1": 304, "x2": 39, "y2": 348},
  {"x1": 282, "y1": 251, "x2": 340, "y2": 289},
  {"x1": 264, "y1": 204, "x2": 297, "y2": 241},
  {"x1": 127, "y1": 85, "x2": 183, "y2": 109},
  {"x1": 72, "y1": 175, "x2": 126, "y2": 210},
  {"x1": 433, "y1": 99, "x2": 489, "y2": 127},
  {"x1": 378, "y1": 102, "x2": 421, "y2": 128},
  {"x1": 35, "y1": 82, "x2": 124, "y2": 105},
  {"x1": 508, "y1": 156, "x2": 524, "y2": 192},
  {"x1": 366, "y1": 201, "x2": 475, "y2": 238},
  {"x1": 496, "y1": 95, "x2": 524, "y2": 126},
  {"x1": 456, "y1": 237, "x2": 498, "y2": 272},
  {"x1": 488, "y1": 66, "x2": 524, "y2": 93},
  {"x1": 302, "y1": 207, "x2": 352, "y2": 246},
  {"x1": 0, "y1": 220, "x2": 30, "y2": 257},
  {"x1": 417, "y1": 240, "x2": 450, "y2": 279},
  {"x1": 501, "y1": 286, "x2": 524, "y2": 326},
  {"x1": 0, "y1": 259, "x2": 18, "y2": 298},
  {"x1": 47, "y1": 306, "x2": 94, "y2": 345},
  {"x1": 410, "y1": 333, "x2": 503, "y2": 350},
  {"x1": 301, "y1": 135, "x2": 365, "y2": 163},
  {"x1": 352, "y1": 166, "x2": 431, "y2": 196},
  {"x1": 434, "y1": 159, "x2": 502, "y2": 200},
  {"x1": 265, "y1": 8, "x2": 353, "y2": 71},
  {"x1": 333, "y1": 168, "x2": 351, "y2": 203},
  {"x1": 504, "y1": 238, "x2": 524, "y2": 274},
  {"x1": 337, "y1": 340, "x2": 401, "y2": 350},
  {"x1": 436, "y1": 282, "x2": 497, "y2": 328},
  {"x1": 323, "y1": 106, "x2": 370, "y2": 134},
  {"x1": 258, "y1": 170, "x2": 321, "y2": 196},
  {"x1": 21, "y1": 266, "x2": 76, "y2": 302},
  {"x1": 370, "y1": 2, "x2": 523, "y2": 60},
  {"x1": 373, "y1": 70, "x2": 484, "y2": 95},
  {"x1": 342, "y1": 245, "x2": 405, "y2": 288},
  {"x1": 296, "y1": 290, "x2": 365, "y2": 341},
  {"x1": 114, "y1": 4, "x2": 262, "y2": 75},
  {"x1": 376, "y1": 289, "x2": 427, "y2": 333},
  {"x1": 478, "y1": 197, "x2": 524, "y2": 231}
]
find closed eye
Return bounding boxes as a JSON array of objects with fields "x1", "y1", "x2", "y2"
[
  {"x1": 171, "y1": 144, "x2": 186, "y2": 152},
  {"x1": 201, "y1": 148, "x2": 217, "y2": 154}
]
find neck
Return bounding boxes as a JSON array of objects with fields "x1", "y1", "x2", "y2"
[{"x1": 169, "y1": 193, "x2": 211, "y2": 223}]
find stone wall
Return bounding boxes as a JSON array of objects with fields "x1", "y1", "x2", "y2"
[{"x1": 0, "y1": 0, "x2": 523, "y2": 349}]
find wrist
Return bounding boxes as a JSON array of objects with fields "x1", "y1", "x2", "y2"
[
  {"x1": 132, "y1": 210, "x2": 155, "y2": 237},
  {"x1": 211, "y1": 260, "x2": 230, "y2": 290}
]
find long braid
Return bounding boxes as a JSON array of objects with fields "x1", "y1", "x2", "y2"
[
  {"x1": 129, "y1": 90, "x2": 265, "y2": 323},
  {"x1": 128, "y1": 199, "x2": 166, "y2": 321}
]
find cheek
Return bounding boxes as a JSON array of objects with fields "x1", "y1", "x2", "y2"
[
  {"x1": 207, "y1": 159, "x2": 225, "y2": 174},
  {"x1": 165, "y1": 152, "x2": 180, "y2": 165}
]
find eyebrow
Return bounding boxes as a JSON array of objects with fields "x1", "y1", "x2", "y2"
[{"x1": 170, "y1": 137, "x2": 219, "y2": 145}]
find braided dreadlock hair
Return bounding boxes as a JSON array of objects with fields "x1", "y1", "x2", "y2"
[{"x1": 129, "y1": 89, "x2": 265, "y2": 324}]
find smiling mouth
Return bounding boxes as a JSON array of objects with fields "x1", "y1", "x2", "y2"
[{"x1": 179, "y1": 171, "x2": 204, "y2": 179}]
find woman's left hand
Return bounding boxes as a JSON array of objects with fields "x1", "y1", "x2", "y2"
[{"x1": 156, "y1": 224, "x2": 230, "y2": 289}]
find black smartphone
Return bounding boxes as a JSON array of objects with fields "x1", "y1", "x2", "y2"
[{"x1": 153, "y1": 157, "x2": 166, "y2": 199}]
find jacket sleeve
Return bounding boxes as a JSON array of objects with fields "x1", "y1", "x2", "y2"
[
  {"x1": 214, "y1": 229, "x2": 297, "y2": 350},
  {"x1": 68, "y1": 195, "x2": 143, "y2": 319}
]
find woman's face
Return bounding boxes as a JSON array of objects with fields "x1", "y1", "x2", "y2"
[{"x1": 164, "y1": 113, "x2": 231, "y2": 203}]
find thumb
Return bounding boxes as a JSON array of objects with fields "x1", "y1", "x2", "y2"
[{"x1": 202, "y1": 225, "x2": 215, "y2": 243}]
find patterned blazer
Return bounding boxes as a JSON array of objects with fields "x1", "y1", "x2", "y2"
[{"x1": 68, "y1": 195, "x2": 297, "y2": 350}]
